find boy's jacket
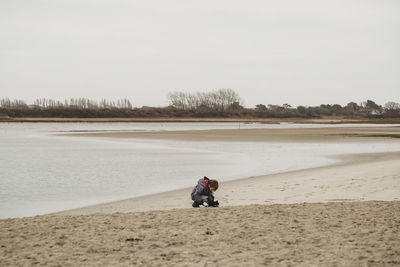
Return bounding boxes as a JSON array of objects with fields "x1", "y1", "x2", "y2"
[{"x1": 191, "y1": 177, "x2": 214, "y2": 204}]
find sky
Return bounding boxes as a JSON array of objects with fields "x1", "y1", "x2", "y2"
[{"x1": 1, "y1": 0, "x2": 399, "y2": 108}]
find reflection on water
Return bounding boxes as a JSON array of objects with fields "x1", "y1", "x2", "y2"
[{"x1": 1, "y1": 122, "x2": 400, "y2": 218}]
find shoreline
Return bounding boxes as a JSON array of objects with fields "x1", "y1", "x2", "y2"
[
  {"x1": 2, "y1": 116, "x2": 400, "y2": 124},
  {"x1": 54, "y1": 150, "x2": 400, "y2": 216},
  {"x1": 55, "y1": 125, "x2": 400, "y2": 216},
  {"x1": 3, "y1": 124, "x2": 399, "y2": 219}
]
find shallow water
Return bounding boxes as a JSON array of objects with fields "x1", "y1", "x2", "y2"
[{"x1": 1, "y1": 122, "x2": 400, "y2": 218}]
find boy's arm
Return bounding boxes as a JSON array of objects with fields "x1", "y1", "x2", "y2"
[{"x1": 208, "y1": 192, "x2": 214, "y2": 202}]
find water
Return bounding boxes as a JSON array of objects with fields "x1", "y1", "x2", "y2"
[{"x1": 1, "y1": 122, "x2": 400, "y2": 218}]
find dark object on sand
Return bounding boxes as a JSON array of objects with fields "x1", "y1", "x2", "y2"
[
  {"x1": 192, "y1": 200, "x2": 219, "y2": 208},
  {"x1": 208, "y1": 200, "x2": 219, "y2": 207}
]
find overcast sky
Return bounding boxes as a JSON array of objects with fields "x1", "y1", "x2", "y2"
[{"x1": 1, "y1": 0, "x2": 399, "y2": 108}]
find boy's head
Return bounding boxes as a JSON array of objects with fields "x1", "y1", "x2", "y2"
[{"x1": 208, "y1": 179, "x2": 219, "y2": 192}]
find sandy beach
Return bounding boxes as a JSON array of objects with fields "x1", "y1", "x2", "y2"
[
  {"x1": 1, "y1": 201, "x2": 399, "y2": 266},
  {"x1": 2, "y1": 126, "x2": 400, "y2": 266}
]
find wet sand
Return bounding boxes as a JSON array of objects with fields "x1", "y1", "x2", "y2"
[{"x1": 69, "y1": 126, "x2": 400, "y2": 143}]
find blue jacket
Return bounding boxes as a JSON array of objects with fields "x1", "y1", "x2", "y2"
[{"x1": 191, "y1": 177, "x2": 214, "y2": 204}]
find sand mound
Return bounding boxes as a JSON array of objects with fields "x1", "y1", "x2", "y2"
[{"x1": 1, "y1": 201, "x2": 399, "y2": 266}]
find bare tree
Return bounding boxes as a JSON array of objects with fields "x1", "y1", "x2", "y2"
[
  {"x1": 28, "y1": 98, "x2": 133, "y2": 110},
  {"x1": 168, "y1": 89, "x2": 243, "y2": 112},
  {"x1": 384, "y1": 101, "x2": 400, "y2": 110},
  {"x1": 0, "y1": 98, "x2": 27, "y2": 108},
  {"x1": 255, "y1": 104, "x2": 267, "y2": 111}
]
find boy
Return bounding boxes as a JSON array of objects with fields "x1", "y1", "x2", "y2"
[{"x1": 191, "y1": 176, "x2": 219, "y2": 207}]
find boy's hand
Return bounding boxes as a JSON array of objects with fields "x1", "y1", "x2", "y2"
[{"x1": 203, "y1": 202, "x2": 209, "y2": 207}]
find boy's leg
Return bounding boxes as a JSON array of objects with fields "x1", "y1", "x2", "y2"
[
  {"x1": 201, "y1": 195, "x2": 209, "y2": 205},
  {"x1": 192, "y1": 195, "x2": 214, "y2": 208},
  {"x1": 192, "y1": 196, "x2": 208, "y2": 208}
]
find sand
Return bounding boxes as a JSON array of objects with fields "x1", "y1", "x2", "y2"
[
  {"x1": 70, "y1": 126, "x2": 400, "y2": 143},
  {"x1": 1, "y1": 201, "x2": 400, "y2": 266},
  {"x1": 2, "y1": 126, "x2": 400, "y2": 266}
]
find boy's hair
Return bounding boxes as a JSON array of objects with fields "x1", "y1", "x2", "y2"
[{"x1": 209, "y1": 179, "x2": 219, "y2": 190}]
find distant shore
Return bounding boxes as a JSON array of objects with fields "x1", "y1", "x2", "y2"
[
  {"x1": 2, "y1": 116, "x2": 400, "y2": 124},
  {"x1": 66, "y1": 125, "x2": 400, "y2": 142}
]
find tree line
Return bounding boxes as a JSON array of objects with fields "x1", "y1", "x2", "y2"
[
  {"x1": 253, "y1": 100, "x2": 400, "y2": 118},
  {"x1": 0, "y1": 98, "x2": 133, "y2": 109},
  {"x1": 1, "y1": 89, "x2": 399, "y2": 119}
]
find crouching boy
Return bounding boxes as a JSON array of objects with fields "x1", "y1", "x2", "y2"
[{"x1": 191, "y1": 176, "x2": 219, "y2": 208}]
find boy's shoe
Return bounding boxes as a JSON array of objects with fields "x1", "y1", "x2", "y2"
[
  {"x1": 192, "y1": 201, "x2": 200, "y2": 208},
  {"x1": 209, "y1": 200, "x2": 219, "y2": 207}
]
